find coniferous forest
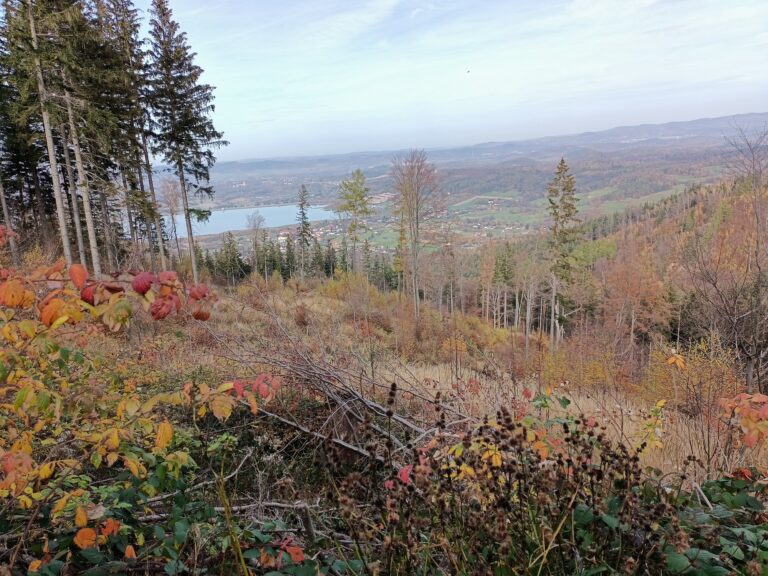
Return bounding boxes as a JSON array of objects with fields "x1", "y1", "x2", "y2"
[{"x1": 1, "y1": 2, "x2": 768, "y2": 575}]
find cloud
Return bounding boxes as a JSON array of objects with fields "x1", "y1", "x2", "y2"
[{"x1": 133, "y1": 0, "x2": 768, "y2": 159}]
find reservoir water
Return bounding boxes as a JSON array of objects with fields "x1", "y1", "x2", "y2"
[{"x1": 174, "y1": 205, "x2": 336, "y2": 237}]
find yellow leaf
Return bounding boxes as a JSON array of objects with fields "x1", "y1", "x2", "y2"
[
  {"x1": 75, "y1": 506, "x2": 88, "y2": 528},
  {"x1": 491, "y1": 452, "x2": 502, "y2": 468},
  {"x1": 208, "y1": 394, "x2": 234, "y2": 421},
  {"x1": 38, "y1": 462, "x2": 55, "y2": 480},
  {"x1": 124, "y1": 398, "x2": 141, "y2": 417},
  {"x1": 154, "y1": 421, "x2": 173, "y2": 452},
  {"x1": 18, "y1": 494, "x2": 32, "y2": 509},
  {"x1": 123, "y1": 457, "x2": 146, "y2": 478},
  {"x1": 52, "y1": 493, "x2": 71, "y2": 515},
  {"x1": 104, "y1": 429, "x2": 120, "y2": 451},
  {"x1": 106, "y1": 452, "x2": 119, "y2": 467},
  {"x1": 526, "y1": 430, "x2": 536, "y2": 443},
  {"x1": 216, "y1": 382, "x2": 234, "y2": 393}
]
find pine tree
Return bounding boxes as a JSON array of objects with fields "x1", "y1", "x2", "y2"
[
  {"x1": 339, "y1": 235, "x2": 349, "y2": 273},
  {"x1": 145, "y1": 0, "x2": 226, "y2": 283},
  {"x1": 22, "y1": 0, "x2": 73, "y2": 263},
  {"x1": 296, "y1": 184, "x2": 313, "y2": 278},
  {"x1": 283, "y1": 234, "x2": 296, "y2": 280},
  {"x1": 337, "y1": 168, "x2": 371, "y2": 272},
  {"x1": 546, "y1": 158, "x2": 581, "y2": 348},
  {"x1": 547, "y1": 158, "x2": 580, "y2": 281},
  {"x1": 324, "y1": 239, "x2": 336, "y2": 278}
]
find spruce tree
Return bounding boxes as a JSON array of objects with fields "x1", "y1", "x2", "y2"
[
  {"x1": 284, "y1": 234, "x2": 296, "y2": 281},
  {"x1": 337, "y1": 168, "x2": 371, "y2": 272},
  {"x1": 145, "y1": 0, "x2": 226, "y2": 283},
  {"x1": 296, "y1": 184, "x2": 312, "y2": 278},
  {"x1": 546, "y1": 158, "x2": 581, "y2": 348}
]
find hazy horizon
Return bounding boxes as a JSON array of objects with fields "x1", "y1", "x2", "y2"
[{"x1": 134, "y1": 0, "x2": 768, "y2": 162}]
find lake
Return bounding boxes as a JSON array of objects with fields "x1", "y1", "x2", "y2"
[{"x1": 173, "y1": 205, "x2": 336, "y2": 237}]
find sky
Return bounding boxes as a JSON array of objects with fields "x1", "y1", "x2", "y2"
[{"x1": 134, "y1": 0, "x2": 768, "y2": 161}]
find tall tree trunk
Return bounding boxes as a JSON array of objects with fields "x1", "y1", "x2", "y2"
[
  {"x1": 66, "y1": 96, "x2": 102, "y2": 277},
  {"x1": 177, "y1": 162, "x2": 199, "y2": 283},
  {"x1": 27, "y1": 0, "x2": 72, "y2": 264},
  {"x1": 550, "y1": 273, "x2": 558, "y2": 352},
  {"x1": 141, "y1": 130, "x2": 166, "y2": 269},
  {"x1": 100, "y1": 191, "x2": 117, "y2": 271},
  {"x1": 60, "y1": 124, "x2": 86, "y2": 264},
  {"x1": 0, "y1": 175, "x2": 20, "y2": 266}
]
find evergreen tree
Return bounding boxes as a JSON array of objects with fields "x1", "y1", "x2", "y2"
[
  {"x1": 337, "y1": 168, "x2": 371, "y2": 272},
  {"x1": 339, "y1": 235, "x2": 349, "y2": 273},
  {"x1": 324, "y1": 238, "x2": 336, "y2": 277},
  {"x1": 547, "y1": 158, "x2": 581, "y2": 282},
  {"x1": 217, "y1": 232, "x2": 247, "y2": 285},
  {"x1": 546, "y1": 158, "x2": 581, "y2": 348},
  {"x1": 296, "y1": 184, "x2": 312, "y2": 278},
  {"x1": 283, "y1": 234, "x2": 296, "y2": 280},
  {"x1": 311, "y1": 237, "x2": 324, "y2": 277},
  {"x1": 145, "y1": 0, "x2": 226, "y2": 283}
]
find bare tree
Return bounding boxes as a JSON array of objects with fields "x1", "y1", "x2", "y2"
[
  {"x1": 686, "y1": 127, "x2": 768, "y2": 391},
  {"x1": 0, "y1": 174, "x2": 20, "y2": 266},
  {"x1": 161, "y1": 179, "x2": 183, "y2": 264},
  {"x1": 391, "y1": 149, "x2": 438, "y2": 320}
]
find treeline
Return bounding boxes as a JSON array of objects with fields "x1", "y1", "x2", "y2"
[
  {"x1": 200, "y1": 231, "x2": 399, "y2": 291},
  {"x1": 0, "y1": 0, "x2": 223, "y2": 282}
]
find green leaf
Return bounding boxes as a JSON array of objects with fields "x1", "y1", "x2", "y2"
[
  {"x1": 79, "y1": 549, "x2": 106, "y2": 565},
  {"x1": 82, "y1": 562, "x2": 129, "y2": 575},
  {"x1": 600, "y1": 513, "x2": 619, "y2": 529},
  {"x1": 173, "y1": 519, "x2": 190, "y2": 545},
  {"x1": 666, "y1": 551, "x2": 692, "y2": 574},
  {"x1": 574, "y1": 504, "x2": 594, "y2": 525}
]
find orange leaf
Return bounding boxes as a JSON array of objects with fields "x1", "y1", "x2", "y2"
[
  {"x1": 125, "y1": 544, "x2": 137, "y2": 559},
  {"x1": 73, "y1": 527, "x2": 97, "y2": 549},
  {"x1": 101, "y1": 518, "x2": 121, "y2": 537},
  {"x1": 41, "y1": 298, "x2": 66, "y2": 327},
  {"x1": 285, "y1": 544, "x2": 304, "y2": 564},
  {"x1": 75, "y1": 506, "x2": 88, "y2": 528},
  {"x1": 0, "y1": 279, "x2": 25, "y2": 307},
  {"x1": 69, "y1": 264, "x2": 89, "y2": 289},
  {"x1": 743, "y1": 429, "x2": 761, "y2": 448},
  {"x1": 28, "y1": 559, "x2": 43, "y2": 573},
  {"x1": 260, "y1": 549, "x2": 278, "y2": 568}
]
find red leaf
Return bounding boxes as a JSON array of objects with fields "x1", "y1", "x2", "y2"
[
  {"x1": 150, "y1": 297, "x2": 174, "y2": 320},
  {"x1": 158, "y1": 271, "x2": 178, "y2": 285},
  {"x1": 131, "y1": 272, "x2": 156, "y2": 295},
  {"x1": 80, "y1": 284, "x2": 96, "y2": 305},
  {"x1": 69, "y1": 264, "x2": 89, "y2": 289},
  {"x1": 397, "y1": 464, "x2": 413, "y2": 485},
  {"x1": 191, "y1": 304, "x2": 210, "y2": 321},
  {"x1": 189, "y1": 284, "x2": 210, "y2": 301}
]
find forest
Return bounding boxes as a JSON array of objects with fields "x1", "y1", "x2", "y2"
[{"x1": 1, "y1": 1, "x2": 768, "y2": 575}]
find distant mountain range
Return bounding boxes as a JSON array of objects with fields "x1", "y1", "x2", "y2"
[{"x1": 204, "y1": 112, "x2": 768, "y2": 228}]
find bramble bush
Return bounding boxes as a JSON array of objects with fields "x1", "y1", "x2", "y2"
[{"x1": 334, "y1": 385, "x2": 768, "y2": 575}]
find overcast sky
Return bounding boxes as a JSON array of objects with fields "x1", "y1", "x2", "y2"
[{"x1": 134, "y1": 0, "x2": 768, "y2": 161}]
